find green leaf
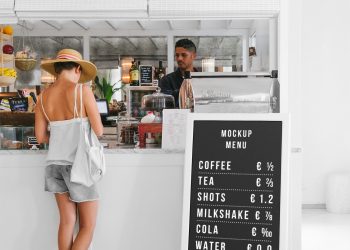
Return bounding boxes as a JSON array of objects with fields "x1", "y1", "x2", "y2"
[
  {"x1": 105, "y1": 85, "x2": 114, "y2": 103},
  {"x1": 94, "y1": 76, "x2": 103, "y2": 92},
  {"x1": 94, "y1": 76, "x2": 104, "y2": 98},
  {"x1": 102, "y1": 77, "x2": 108, "y2": 89},
  {"x1": 94, "y1": 76, "x2": 125, "y2": 102}
]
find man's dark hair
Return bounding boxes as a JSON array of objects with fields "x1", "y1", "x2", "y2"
[
  {"x1": 175, "y1": 39, "x2": 196, "y2": 53},
  {"x1": 53, "y1": 61, "x2": 81, "y2": 74}
]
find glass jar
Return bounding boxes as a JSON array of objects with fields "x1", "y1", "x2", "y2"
[{"x1": 115, "y1": 113, "x2": 139, "y2": 145}]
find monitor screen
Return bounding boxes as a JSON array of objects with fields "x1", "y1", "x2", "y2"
[{"x1": 96, "y1": 99, "x2": 109, "y2": 115}]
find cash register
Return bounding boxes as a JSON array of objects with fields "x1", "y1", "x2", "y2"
[{"x1": 96, "y1": 99, "x2": 109, "y2": 125}]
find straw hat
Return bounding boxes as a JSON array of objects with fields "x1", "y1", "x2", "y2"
[{"x1": 41, "y1": 49, "x2": 97, "y2": 83}]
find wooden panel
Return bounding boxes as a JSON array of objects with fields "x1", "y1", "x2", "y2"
[
  {"x1": 0, "y1": 111, "x2": 35, "y2": 126},
  {"x1": 149, "y1": 0, "x2": 280, "y2": 18},
  {"x1": 15, "y1": 0, "x2": 148, "y2": 19},
  {"x1": 0, "y1": 0, "x2": 17, "y2": 24}
]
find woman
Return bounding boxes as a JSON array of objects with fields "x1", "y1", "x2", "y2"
[{"x1": 35, "y1": 49, "x2": 104, "y2": 250}]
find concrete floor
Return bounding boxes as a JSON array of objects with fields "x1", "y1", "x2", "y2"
[{"x1": 302, "y1": 209, "x2": 350, "y2": 249}]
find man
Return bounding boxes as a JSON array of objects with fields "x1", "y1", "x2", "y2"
[{"x1": 159, "y1": 38, "x2": 197, "y2": 107}]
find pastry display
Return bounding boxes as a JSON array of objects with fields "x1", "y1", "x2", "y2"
[
  {"x1": 0, "y1": 126, "x2": 36, "y2": 150},
  {"x1": 1, "y1": 139, "x2": 23, "y2": 149}
]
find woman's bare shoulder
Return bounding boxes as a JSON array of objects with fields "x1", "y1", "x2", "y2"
[{"x1": 82, "y1": 84, "x2": 94, "y2": 98}]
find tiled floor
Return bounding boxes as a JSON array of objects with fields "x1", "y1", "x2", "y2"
[{"x1": 302, "y1": 209, "x2": 350, "y2": 249}]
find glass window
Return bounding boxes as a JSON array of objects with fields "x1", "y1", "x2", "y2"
[
  {"x1": 90, "y1": 36, "x2": 167, "y2": 69},
  {"x1": 14, "y1": 36, "x2": 83, "y2": 60},
  {"x1": 249, "y1": 32, "x2": 257, "y2": 48},
  {"x1": 13, "y1": 36, "x2": 83, "y2": 87},
  {"x1": 174, "y1": 36, "x2": 243, "y2": 72},
  {"x1": 90, "y1": 36, "x2": 167, "y2": 101}
]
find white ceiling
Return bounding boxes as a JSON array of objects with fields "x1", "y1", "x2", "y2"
[
  {"x1": 12, "y1": 19, "x2": 255, "y2": 34},
  {"x1": 1, "y1": 0, "x2": 279, "y2": 24}
]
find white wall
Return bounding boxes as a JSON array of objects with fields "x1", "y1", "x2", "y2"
[
  {"x1": 285, "y1": 0, "x2": 303, "y2": 248},
  {"x1": 0, "y1": 151, "x2": 184, "y2": 250},
  {"x1": 249, "y1": 19, "x2": 269, "y2": 72},
  {"x1": 301, "y1": 0, "x2": 350, "y2": 204}
]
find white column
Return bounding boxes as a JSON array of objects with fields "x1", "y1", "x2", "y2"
[
  {"x1": 167, "y1": 34, "x2": 174, "y2": 73},
  {"x1": 269, "y1": 18, "x2": 278, "y2": 72},
  {"x1": 83, "y1": 35, "x2": 90, "y2": 60},
  {"x1": 242, "y1": 32, "x2": 249, "y2": 72}
]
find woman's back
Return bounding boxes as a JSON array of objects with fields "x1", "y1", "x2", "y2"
[
  {"x1": 36, "y1": 80, "x2": 103, "y2": 140},
  {"x1": 40, "y1": 82, "x2": 89, "y2": 165},
  {"x1": 41, "y1": 81, "x2": 87, "y2": 121}
]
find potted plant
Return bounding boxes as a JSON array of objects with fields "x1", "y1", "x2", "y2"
[{"x1": 94, "y1": 75, "x2": 124, "y2": 103}]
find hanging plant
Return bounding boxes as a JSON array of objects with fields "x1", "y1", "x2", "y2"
[{"x1": 15, "y1": 21, "x2": 37, "y2": 72}]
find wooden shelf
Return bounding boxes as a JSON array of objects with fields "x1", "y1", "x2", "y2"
[
  {"x1": 0, "y1": 53, "x2": 14, "y2": 63},
  {"x1": 0, "y1": 76, "x2": 16, "y2": 87},
  {"x1": 0, "y1": 33, "x2": 12, "y2": 42},
  {"x1": 0, "y1": 30, "x2": 14, "y2": 86},
  {"x1": 0, "y1": 111, "x2": 35, "y2": 126}
]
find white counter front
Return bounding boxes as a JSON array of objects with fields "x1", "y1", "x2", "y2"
[{"x1": 0, "y1": 149, "x2": 185, "y2": 250}]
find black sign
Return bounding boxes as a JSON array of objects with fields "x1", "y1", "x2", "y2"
[
  {"x1": 9, "y1": 97, "x2": 28, "y2": 111},
  {"x1": 27, "y1": 136, "x2": 39, "y2": 145},
  {"x1": 185, "y1": 119, "x2": 283, "y2": 250},
  {"x1": 139, "y1": 65, "x2": 153, "y2": 85}
]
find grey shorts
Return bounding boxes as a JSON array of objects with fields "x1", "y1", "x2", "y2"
[{"x1": 44, "y1": 164, "x2": 99, "y2": 203}]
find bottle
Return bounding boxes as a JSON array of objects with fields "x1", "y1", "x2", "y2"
[
  {"x1": 178, "y1": 71, "x2": 194, "y2": 112},
  {"x1": 129, "y1": 61, "x2": 139, "y2": 86},
  {"x1": 158, "y1": 60, "x2": 165, "y2": 80},
  {"x1": 129, "y1": 61, "x2": 134, "y2": 84},
  {"x1": 152, "y1": 65, "x2": 158, "y2": 86}
]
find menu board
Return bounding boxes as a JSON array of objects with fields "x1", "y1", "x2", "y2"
[
  {"x1": 9, "y1": 97, "x2": 28, "y2": 111},
  {"x1": 139, "y1": 65, "x2": 153, "y2": 85},
  {"x1": 181, "y1": 114, "x2": 289, "y2": 250}
]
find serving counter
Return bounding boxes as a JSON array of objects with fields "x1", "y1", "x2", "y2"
[
  {"x1": 0, "y1": 73, "x2": 289, "y2": 249},
  {"x1": 0, "y1": 149, "x2": 185, "y2": 250}
]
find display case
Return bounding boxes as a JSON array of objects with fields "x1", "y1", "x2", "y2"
[
  {"x1": 0, "y1": 25, "x2": 16, "y2": 88},
  {"x1": 0, "y1": 126, "x2": 37, "y2": 150},
  {"x1": 126, "y1": 86, "x2": 158, "y2": 119},
  {"x1": 191, "y1": 72, "x2": 280, "y2": 113}
]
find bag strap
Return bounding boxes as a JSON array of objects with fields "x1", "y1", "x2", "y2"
[{"x1": 80, "y1": 84, "x2": 83, "y2": 119}]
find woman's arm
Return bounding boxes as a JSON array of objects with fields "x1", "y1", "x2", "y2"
[
  {"x1": 82, "y1": 84, "x2": 104, "y2": 136},
  {"x1": 34, "y1": 96, "x2": 49, "y2": 144}
]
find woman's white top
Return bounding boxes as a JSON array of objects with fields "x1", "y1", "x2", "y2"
[{"x1": 41, "y1": 84, "x2": 90, "y2": 166}]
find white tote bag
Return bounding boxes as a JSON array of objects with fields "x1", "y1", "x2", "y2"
[{"x1": 71, "y1": 84, "x2": 106, "y2": 187}]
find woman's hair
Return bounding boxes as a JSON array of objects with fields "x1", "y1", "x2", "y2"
[{"x1": 53, "y1": 61, "x2": 81, "y2": 74}]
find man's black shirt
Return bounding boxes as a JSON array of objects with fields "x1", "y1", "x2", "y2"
[{"x1": 159, "y1": 68, "x2": 197, "y2": 107}]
